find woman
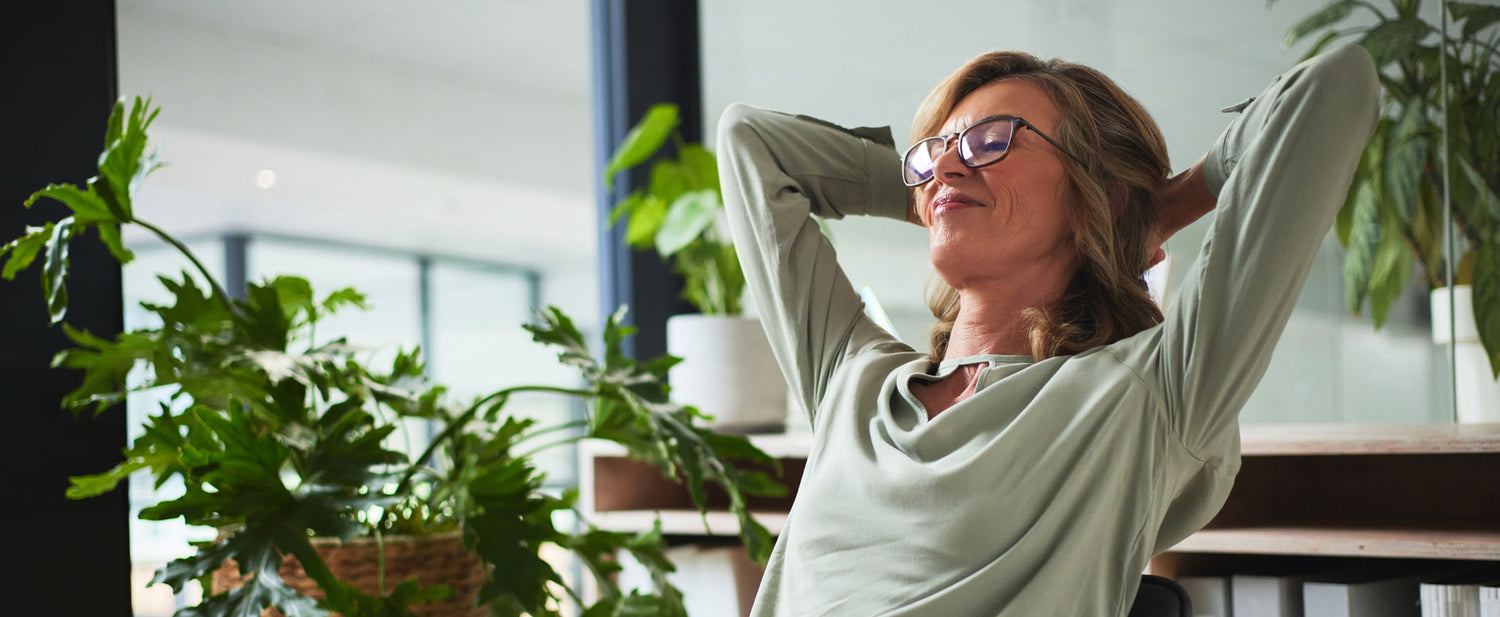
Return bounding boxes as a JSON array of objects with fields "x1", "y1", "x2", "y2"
[{"x1": 716, "y1": 44, "x2": 1378, "y2": 616}]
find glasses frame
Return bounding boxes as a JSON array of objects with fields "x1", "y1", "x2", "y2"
[{"x1": 901, "y1": 114, "x2": 1088, "y2": 187}]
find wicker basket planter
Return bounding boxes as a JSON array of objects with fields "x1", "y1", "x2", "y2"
[{"x1": 212, "y1": 532, "x2": 486, "y2": 617}]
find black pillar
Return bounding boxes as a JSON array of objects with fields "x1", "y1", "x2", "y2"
[
  {"x1": 1, "y1": 2, "x2": 131, "y2": 616},
  {"x1": 591, "y1": 0, "x2": 701, "y2": 360}
]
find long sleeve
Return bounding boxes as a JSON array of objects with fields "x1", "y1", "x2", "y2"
[
  {"x1": 1112, "y1": 45, "x2": 1381, "y2": 459},
  {"x1": 716, "y1": 104, "x2": 913, "y2": 424}
]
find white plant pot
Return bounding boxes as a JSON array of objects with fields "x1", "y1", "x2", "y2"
[
  {"x1": 666, "y1": 314, "x2": 788, "y2": 432},
  {"x1": 1430, "y1": 285, "x2": 1500, "y2": 423}
]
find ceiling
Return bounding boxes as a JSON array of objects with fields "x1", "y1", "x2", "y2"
[
  {"x1": 114, "y1": 1, "x2": 600, "y2": 277},
  {"x1": 119, "y1": 0, "x2": 591, "y2": 100}
]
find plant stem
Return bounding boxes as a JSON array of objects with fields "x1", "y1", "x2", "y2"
[
  {"x1": 391, "y1": 384, "x2": 599, "y2": 496},
  {"x1": 516, "y1": 419, "x2": 590, "y2": 447},
  {"x1": 374, "y1": 527, "x2": 386, "y2": 595},
  {"x1": 135, "y1": 218, "x2": 239, "y2": 316},
  {"x1": 515, "y1": 435, "x2": 589, "y2": 460}
]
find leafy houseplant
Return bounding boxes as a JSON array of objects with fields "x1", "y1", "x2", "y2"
[
  {"x1": 1277, "y1": 0, "x2": 1500, "y2": 376},
  {"x1": 1, "y1": 97, "x2": 784, "y2": 617},
  {"x1": 602, "y1": 104, "x2": 791, "y2": 432},
  {"x1": 603, "y1": 103, "x2": 744, "y2": 316}
]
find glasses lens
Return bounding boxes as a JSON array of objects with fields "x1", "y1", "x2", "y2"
[
  {"x1": 902, "y1": 137, "x2": 943, "y2": 186},
  {"x1": 959, "y1": 118, "x2": 1016, "y2": 167}
]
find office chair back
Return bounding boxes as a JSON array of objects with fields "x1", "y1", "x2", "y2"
[{"x1": 1128, "y1": 575, "x2": 1192, "y2": 617}]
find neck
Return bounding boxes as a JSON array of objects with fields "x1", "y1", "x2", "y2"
[{"x1": 941, "y1": 265, "x2": 1075, "y2": 361}]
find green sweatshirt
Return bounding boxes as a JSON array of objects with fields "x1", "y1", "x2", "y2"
[{"x1": 716, "y1": 45, "x2": 1379, "y2": 616}]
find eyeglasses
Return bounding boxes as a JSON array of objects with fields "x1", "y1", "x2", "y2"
[{"x1": 901, "y1": 114, "x2": 1087, "y2": 187}]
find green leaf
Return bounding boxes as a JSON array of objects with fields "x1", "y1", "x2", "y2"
[
  {"x1": 1455, "y1": 155, "x2": 1500, "y2": 243},
  {"x1": 1367, "y1": 205, "x2": 1414, "y2": 329},
  {"x1": 1359, "y1": 18, "x2": 1433, "y2": 67},
  {"x1": 678, "y1": 144, "x2": 720, "y2": 192},
  {"x1": 95, "y1": 96, "x2": 161, "y2": 222},
  {"x1": 716, "y1": 241, "x2": 745, "y2": 315},
  {"x1": 618, "y1": 521, "x2": 687, "y2": 617},
  {"x1": 104, "y1": 98, "x2": 125, "y2": 148},
  {"x1": 96, "y1": 221, "x2": 136, "y2": 265},
  {"x1": 1448, "y1": 1, "x2": 1500, "y2": 39},
  {"x1": 1383, "y1": 104, "x2": 1429, "y2": 221},
  {"x1": 67, "y1": 458, "x2": 150, "y2": 498},
  {"x1": 299, "y1": 408, "x2": 406, "y2": 501},
  {"x1": 147, "y1": 272, "x2": 234, "y2": 338},
  {"x1": 242, "y1": 281, "x2": 293, "y2": 350},
  {"x1": 737, "y1": 470, "x2": 789, "y2": 497},
  {"x1": 1, "y1": 222, "x2": 54, "y2": 280},
  {"x1": 640, "y1": 354, "x2": 683, "y2": 380},
  {"x1": 1411, "y1": 173, "x2": 1446, "y2": 288},
  {"x1": 564, "y1": 527, "x2": 632, "y2": 604},
  {"x1": 608, "y1": 192, "x2": 645, "y2": 227},
  {"x1": 273, "y1": 530, "x2": 364, "y2": 614},
  {"x1": 25, "y1": 183, "x2": 115, "y2": 224},
  {"x1": 526, "y1": 304, "x2": 779, "y2": 562},
  {"x1": 1473, "y1": 242, "x2": 1500, "y2": 378},
  {"x1": 647, "y1": 159, "x2": 690, "y2": 206},
  {"x1": 656, "y1": 189, "x2": 719, "y2": 257},
  {"x1": 388, "y1": 579, "x2": 453, "y2": 607},
  {"x1": 698, "y1": 432, "x2": 776, "y2": 467},
  {"x1": 269, "y1": 275, "x2": 315, "y2": 324},
  {"x1": 42, "y1": 219, "x2": 76, "y2": 324},
  {"x1": 319, "y1": 287, "x2": 369, "y2": 316},
  {"x1": 463, "y1": 457, "x2": 566, "y2": 614},
  {"x1": 1284, "y1": 0, "x2": 1358, "y2": 49},
  {"x1": 1343, "y1": 177, "x2": 1382, "y2": 315},
  {"x1": 674, "y1": 237, "x2": 744, "y2": 315},
  {"x1": 604, "y1": 104, "x2": 680, "y2": 190},
  {"x1": 624, "y1": 195, "x2": 667, "y2": 249},
  {"x1": 150, "y1": 527, "x2": 253, "y2": 593}
]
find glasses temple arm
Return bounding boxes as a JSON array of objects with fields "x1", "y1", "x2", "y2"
[{"x1": 1018, "y1": 119, "x2": 1089, "y2": 169}]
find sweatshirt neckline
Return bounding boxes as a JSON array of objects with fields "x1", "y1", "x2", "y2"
[{"x1": 935, "y1": 353, "x2": 1034, "y2": 374}]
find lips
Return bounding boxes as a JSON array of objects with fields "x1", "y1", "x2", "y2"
[{"x1": 931, "y1": 192, "x2": 985, "y2": 217}]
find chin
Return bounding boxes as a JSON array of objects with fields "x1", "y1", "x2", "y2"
[{"x1": 928, "y1": 244, "x2": 987, "y2": 288}]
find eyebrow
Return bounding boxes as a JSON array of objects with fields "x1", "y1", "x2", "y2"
[{"x1": 937, "y1": 114, "x2": 1021, "y2": 139}]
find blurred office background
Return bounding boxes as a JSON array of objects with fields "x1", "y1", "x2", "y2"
[{"x1": 109, "y1": 0, "x2": 1458, "y2": 614}]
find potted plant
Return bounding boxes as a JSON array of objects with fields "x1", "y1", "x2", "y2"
[
  {"x1": 603, "y1": 104, "x2": 788, "y2": 432},
  {"x1": 1, "y1": 97, "x2": 784, "y2": 617},
  {"x1": 1276, "y1": 0, "x2": 1500, "y2": 421}
]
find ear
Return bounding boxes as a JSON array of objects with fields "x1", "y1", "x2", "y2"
[{"x1": 1148, "y1": 247, "x2": 1167, "y2": 268}]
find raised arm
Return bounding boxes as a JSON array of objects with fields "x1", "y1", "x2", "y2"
[
  {"x1": 1112, "y1": 45, "x2": 1381, "y2": 456},
  {"x1": 716, "y1": 104, "x2": 911, "y2": 423}
]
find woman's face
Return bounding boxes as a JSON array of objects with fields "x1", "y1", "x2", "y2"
[{"x1": 917, "y1": 80, "x2": 1078, "y2": 291}]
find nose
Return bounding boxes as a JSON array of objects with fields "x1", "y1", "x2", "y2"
[{"x1": 930, "y1": 136, "x2": 972, "y2": 185}]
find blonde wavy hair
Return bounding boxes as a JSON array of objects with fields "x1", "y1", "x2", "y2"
[{"x1": 914, "y1": 51, "x2": 1170, "y2": 365}]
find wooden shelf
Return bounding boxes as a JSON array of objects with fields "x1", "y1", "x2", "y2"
[
  {"x1": 581, "y1": 422, "x2": 1500, "y2": 572},
  {"x1": 1168, "y1": 527, "x2": 1500, "y2": 561},
  {"x1": 581, "y1": 432, "x2": 814, "y2": 459},
  {"x1": 587, "y1": 510, "x2": 788, "y2": 537},
  {"x1": 1239, "y1": 423, "x2": 1500, "y2": 455},
  {"x1": 580, "y1": 423, "x2": 1500, "y2": 459}
]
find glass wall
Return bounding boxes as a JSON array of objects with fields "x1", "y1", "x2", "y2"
[{"x1": 701, "y1": 0, "x2": 1473, "y2": 427}]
